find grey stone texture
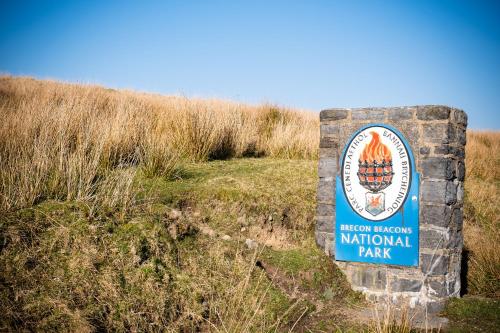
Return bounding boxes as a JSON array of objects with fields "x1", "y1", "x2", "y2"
[{"x1": 316, "y1": 105, "x2": 466, "y2": 315}]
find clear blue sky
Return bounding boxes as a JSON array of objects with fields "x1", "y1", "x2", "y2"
[{"x1": 1, "y1": 0, "x2": 499, "y2": 129}]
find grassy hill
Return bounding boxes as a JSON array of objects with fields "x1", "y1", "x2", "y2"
[{"x1": 0, "y1": 77, "x2": 498, "y2": 332}]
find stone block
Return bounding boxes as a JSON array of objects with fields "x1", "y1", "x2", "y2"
[
  {"x1": 422, "y1": 123, "x2": 454, "y2": 144},
  {"x1": 349, "y1": 267, "x2": 387, "y2": 290},
  {"x1": 426, "y1": 279, "x2": 448, "y2": 297},
  {"x1": 318, "y1": 158, "x2": 338, "y2": 178},
  {"x1": 387, "y1": 107, "x2": 414, "y2": 120},
  {"x1": 315, "y1": 231, "x2": 329, "y2": 248},
  {"x1": 316, "y1": 215, "x2": 334, "y2": 233},
  {"x1": 420, "y1": 204, "x2": 452, "y2": 228},
  {"x1": 456, "y1": 126, "x2": 466, "y2": 145},
  {"x1": 420, "y1": 147, "x2": 431, "y2": 156},
  {"x1": 452, "y1": 208, "x2": 463, "y2": 231},
  {"x1": 421, "y1": 253, "x2": 450, "y2": 276},
  {"x1": 317, "y1": 179, "x2": 335, "y2": 204},
  {"x1": 434, "y1": 145, "x2": 450, "y2": 155},
  {"x1": 452, "y1": 109, "x2": 468, "y2": 126},
  {"x1": 390, "y1": 278, "x2": 422, "y2": 292},
  {"x1": 456, "y1": 161, "x2": 465, "y2": 181},
  {"x1": 320, "y1": 147, "x2": 337, "y2": 159},
  {"x1": 320, "y1": 124, "x2": 339, "y2": 135},
  {"x1": 417, "y1": 106, "x2": 451, "y2": 120},
  {"x1": 420, "y1": 157, "x2": 455, "y2": 180},
  {"x1": 456, "y1": 183, "x2": 464, "y2": 203},
  {"x1": 421, "y1": 181, "x2": 457, "y2": 205},
  {"x1": 450, "y1": 146, "x2": 465, "y2": 158},
  {"x1": 352, "y1": 108, "x2": 385, "y2": 121},
  {"x1": 320, "y1": 136, "x2": 338, "y2": 149},
  {"x1": 420, "y1": 228, "x2": 450, "y2": 249},
  {"x1": 320, "y1": 109, "x2": 349, "y2": 121},
  {"x1": 317, "y1": 203, "x2": 334, "y2": 217}
]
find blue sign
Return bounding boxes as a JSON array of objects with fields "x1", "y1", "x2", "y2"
[{"x1": 335, "y1": 124, "x2": 419, "y2": 266}]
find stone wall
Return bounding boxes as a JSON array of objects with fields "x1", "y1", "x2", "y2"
[{"x1": 316, "y1": 106, "x2": 467, "y2": 313}]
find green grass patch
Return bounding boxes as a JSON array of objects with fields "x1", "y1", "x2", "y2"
[{"x1": 444, "y1": 297, "x2": 500, "y2": 333}]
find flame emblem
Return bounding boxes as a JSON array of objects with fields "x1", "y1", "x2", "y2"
[
  {"x1": 357, "y1": 132, "x2": 394, "y2": 192},
  {"x1": 359, "y1": 132, "x2": 392, "y2": 163}
]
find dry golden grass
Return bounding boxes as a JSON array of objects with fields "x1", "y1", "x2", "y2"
[
  {"x1": 463, "y1": 131, "x2": 500, "y2": 297},
  {"x1": 0, "y1": 76, "x2": 499, "y2": 332},
  {"x1": 0, "y1": 76, "x2": 318, "y2": 212}
]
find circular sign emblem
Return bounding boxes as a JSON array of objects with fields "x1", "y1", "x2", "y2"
[{"x1": 341, "y1": 125, "x2": 412, "y2": 221}]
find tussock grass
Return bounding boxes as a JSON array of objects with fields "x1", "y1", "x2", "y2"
[
  {"x1": 463, "y1": 131, "x2": 500, "y2": 297},
  {"x1": 0, "y1": 76, "x2": 499, "y2": 331},
  {"x1": 0, "y1": 76, "x2": 318, "y2": 212}
]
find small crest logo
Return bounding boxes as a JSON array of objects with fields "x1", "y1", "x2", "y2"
[{"x1": 341, "y1": 125, "x2": 411, "y2": 221}]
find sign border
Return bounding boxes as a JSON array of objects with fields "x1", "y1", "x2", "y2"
[{"x1": 340, "y1": 123, "x2": 415, "y2": 222}]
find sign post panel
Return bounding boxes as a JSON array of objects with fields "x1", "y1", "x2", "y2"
[{"x1": 335, "y1": 124, "x2": 419, "y2": 266}]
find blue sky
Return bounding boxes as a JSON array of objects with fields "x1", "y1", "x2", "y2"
[{"x1": 1, "y1": 0, "x2": 499, "y2": 129}]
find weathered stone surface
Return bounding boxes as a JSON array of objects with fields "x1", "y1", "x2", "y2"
[
  {"x1": 450, "y1": 230, "x2": 463, "y2": 248},
  {"x1": 320, "y1": 136, "x2": 338, "y2": 149},
  {"x1": 421, "y1": 181, "x2": 456, "y2": 205},
  {"x1": 320, "y1": 124, "x2": 339, "y2": 135},
  {"x1": 349, "y1": 267, "x2": 387, "y2": 290},
  {"x1": 427, "y1": 279, "x2": 448, "y2": 297},
  {"x1": 456, "y1": 126, "x2": 466, "y2": 145},
  {"x1": 352, "y1": 109, "x2": 385, "y2": 121},
  {"x1": 395, "y1": 123, "x2": 420, "y2": 150},
  {"x1": 420, "y1": 204, "x2": 452, "y2": 228},
  {"x1": 420, "y1": 228, "x2": 450, "y2": 249},
  {"x1": 317, "y1": 203, "x2": 334, "y2": 217},
  {"x1": 391, "y1": 278, "x2": 422, "y2": 292},
  {"x1": 387, "y1": 108, "x2": 413, "y2": 120},
  {"x1": 320, "y1": 109, "x2": 349, "y2": 121},
  {"x1": 450, "y1": 146, "x2": 465, "y2": 158},
  {"x1": 316, "y1": 216, "x2": 334, "y2": 232},
  {"x1": 422, "y1": 123, "x2": 455, "y2": 144},
  {"x1": 452, "y1": 208, "x2": 463, "y2": 231},
  {"x1": 421, "y1": 253, "x2": 450, "y2": 276},
  {"x1": 456, "y1": 183, "x2": 464, "y2": 202},
  {"x1": 320, "y1": 147, "x2": 337, "y2": 159},
  {"x1": 420, "y1": 147, "x2": 431, "y2": 156},
  {"x1": 315, "y1": 231, "x2": 330, "y2": 248},
  {"x1": 456, "y1": 161, "x2": 465, "y2": 181},
  {"x1": 452, "y1": 109, "x2": 468, "y2": 126},
  {"x1": 434, "y1": 145, "x2": 450, "y2": 155},
  {"x1": 421, "y1": 157, "x2": 455, "y2": 180},
  {"x1": 317, "y1": 179, "x2": 335, "y2": 203},
  {"x1": 417, "y1": 106, "x2": 451, "y2": 120},
  {"x1": 318, "y1": 159, "x2": 337, "y2": 178}
]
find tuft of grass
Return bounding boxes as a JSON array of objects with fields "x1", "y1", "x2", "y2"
[
  {"x1": 0, "y1": 76, "x2": 318, "y2": 212},
  {"x1": 463, "y1": 131, "x2": 500, "y2": 297}
]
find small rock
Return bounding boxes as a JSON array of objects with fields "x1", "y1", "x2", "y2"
[
  {"x1": 240, "y1": 227, "x2": 246, "y2": 232},
  {"x1": 268, "y1": 215, "x2": 273, "y2": 222},
  {"x1": 168, "y1": 209, "x2": 182, "y2": 220},
  {"x1": 221, "y1": 235, "x2": 231, "y2": 241},
  {"x1": 245, "y1": 238, "x2": 258, "y2": 250}
]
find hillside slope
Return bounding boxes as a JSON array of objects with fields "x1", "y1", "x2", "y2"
[{"x1": 0, "y1": 77, "x2": 499, "y2": 332}]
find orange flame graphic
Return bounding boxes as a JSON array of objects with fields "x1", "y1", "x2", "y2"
[{"x1": 359, "y1": 132, "x2": 392, "y2": 163}]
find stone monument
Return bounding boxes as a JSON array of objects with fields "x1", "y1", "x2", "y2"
[{"x1": 316, "y1": 106, "x2": 467, "y2": 314}]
